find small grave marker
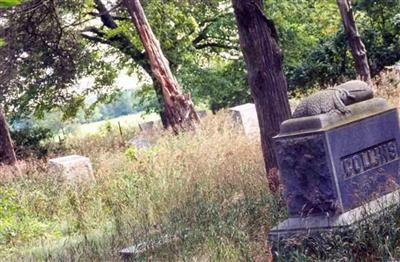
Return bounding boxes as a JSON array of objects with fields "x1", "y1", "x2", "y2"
[
  {"x1": 48, "y1": 155, "x2": 94, "y2": 183},
  {"x1": 229, "y1": 103, "x2": 259, "y2": 137}
]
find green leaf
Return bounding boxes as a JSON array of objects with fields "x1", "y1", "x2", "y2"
[
  {"x1": 0, "y1": 38, "x2": 5, "y2": 48},
  {"x1": 0, "y1": 0, "x2": 20, "y2": 8}
]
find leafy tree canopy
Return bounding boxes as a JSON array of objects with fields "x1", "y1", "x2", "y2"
[{"x1": 1, "y1": 0, "x2": 399, "y2": 119}]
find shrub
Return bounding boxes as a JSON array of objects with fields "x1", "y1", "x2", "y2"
[{"x1": 11, "y1": 126, "x2": 54, "y2": 159}]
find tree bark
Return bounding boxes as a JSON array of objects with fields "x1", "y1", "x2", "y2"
[
  {"x1": 337, "y1": 0, "x2": 371, "y2": 84},
  {"x1": 122, "y1": 0, "x2": 199, "y2": 133},
  {"x1": 0, "y1": 107, "x2": 17, "y2": 166},
  {"x1": 232, "y1": 0, "x2": 291, "y2": 192},
  {"x1": 91, "y1": 0, "x2": 170, "y2": 128}
]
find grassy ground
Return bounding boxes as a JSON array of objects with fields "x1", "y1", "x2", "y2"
[
  {"x1": 1, "y1": 71, "x2": 399, "y2": 261},
  {"x1": 73, "y1": 112, "x2": 160, "y2": 136},
  {"x1": 0, "y1": 113, "x2": 285, "y2": 261}
]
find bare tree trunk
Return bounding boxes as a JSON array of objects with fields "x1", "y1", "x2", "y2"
[
  {"x1": 122, "y1": 0, "x2": 199, "y2": 133},
  {"x1": 0, "y1": 107, "x2": 17, "y2": 166},
  {"x1": 337, "y1": 0, "x2": 371, "y2": 84},
  {"x1": 232, "y1": 0, "x2": 291, "y2": 193}
]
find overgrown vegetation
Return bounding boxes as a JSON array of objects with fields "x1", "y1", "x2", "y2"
[
  {"x1": 1, "y1": 0, "x2": 400, "y2": 260},
  {"x1": 0, "y1": 113, "x2": 284, "y2": 261},
  {"x1": 1, "y1": 76, "x2": 400, "y2": 260}
]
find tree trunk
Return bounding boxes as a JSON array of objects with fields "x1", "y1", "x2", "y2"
[
  {"x1": 122, "y1": 0, "x2": 199, "y2": 133},
  {"x1": 232, "y1": 0, "x2": 291, "y2": 193},
  {"x1": 337, "y1": 0, "x2": 371, "y2": 84},
  {"x1": 0, "y1": 107, "x2": 17, "y2": 166},
  {"x1": 92, "y1": 0, "x2": 170, "y2": 129}
]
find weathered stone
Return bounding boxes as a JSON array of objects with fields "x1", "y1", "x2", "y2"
[
  {"x1": 269, "y1": 98, "x2": 400, "y2": 251},
  {"x1": 48, "y1": 155, "x2": 94, "y2": 183},
  {"x1": 128, "y1": 138, "x2": 152, "y2": 149},
  {"x1": 292, "y1": 80, "x2": 373, "y2": 118},
  {"x1": 270, "y1": 188, "x2": 400, "y2": 236},
  {"x1": 229, "y1": 103, "x2": 259, "y2": 137},
  {"x1": 275, "y1": 98, "x2": 400, "y2": 216},
  {"x1": 139, "y1": 121, "x2": 154, "y2": 132}
]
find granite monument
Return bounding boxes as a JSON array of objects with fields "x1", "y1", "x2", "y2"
[{"x1": 269, "y1": 82, "x2": 400, "y2": 254}]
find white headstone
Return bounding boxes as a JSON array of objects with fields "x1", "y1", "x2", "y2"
[
  {"x1": 229, "y1": 103, "x2": 260, "y2": 137},
  {"x1": 48, "y1": 155, "x2": 94, "y2": 183}
]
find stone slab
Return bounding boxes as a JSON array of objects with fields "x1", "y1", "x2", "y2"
[
  {"x1": 229, "y1": 103, "x2": 259, "y2": 137},
  {"x1": 48, "y1": 155, "x2": 94, "y2": 183},
  {"x1": 274, "y1": 98, "x2": 400, "y2": 217}
]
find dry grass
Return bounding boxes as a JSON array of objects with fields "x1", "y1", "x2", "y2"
[
  {"x1": 0, "y1": 112, "x2": 282, "y2": 261},
  {"x1": 374, "y1": 69, "x2": 400, "y2": 108},
  {"x1": 2, "y1": 75, "x2": 400, "y2": 261}
]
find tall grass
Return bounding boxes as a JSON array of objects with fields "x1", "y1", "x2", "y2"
[
  {"x1": 0, "y1": 112, "x2": 283, "y2": 261},
  {"x1": 1, "y1": 73, "x2": 400, "y2": 261}
]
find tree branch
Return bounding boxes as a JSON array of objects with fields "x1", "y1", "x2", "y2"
[{"x1": 194, "y1": 42, "x2": 239, "y2": 50}]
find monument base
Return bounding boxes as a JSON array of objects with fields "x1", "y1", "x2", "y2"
[{"x1": 269, "y1": 189, "x2": 400, "y2": 256}]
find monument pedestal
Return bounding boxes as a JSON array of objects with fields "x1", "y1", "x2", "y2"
[{"x1": 269, "y1": 188, "x2": 400, "y2": 242}]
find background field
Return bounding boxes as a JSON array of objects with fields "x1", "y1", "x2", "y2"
[{"x1": 73, "y1": 112, "x2": 160, "y2": 136}]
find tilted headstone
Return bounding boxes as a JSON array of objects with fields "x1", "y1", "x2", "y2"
[
  {"x1": 48, "y1": 155, "x2": 94, "y2": 183},
  {"x1": 269, "y1": 97, "x2": 400, "y2": 249},
  {"x1": 229, "y1": 103, "x2": 259, "y2": 137},
  {"x1": 139, "y1": 121, "x2": 154, "y2": 132}
]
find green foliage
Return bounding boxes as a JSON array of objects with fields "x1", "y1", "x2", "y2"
[
  {"x1": 133, "y1": 83, "x2": 162, "y2": 114},
  {"x1": 0, "y1": 187, "x2": 56, "y2": 249},
  {"x1": 0, "y1": 0, "x2": 20, "y2": 8},
  {"x1": 1, "y1": 113, "x2": 276, "y2": 260},
  {"x1": 99, "y1": 121, "x2": 113, "y2": 135},
  {"x1": 0, "y1": 1, "x2": 115, "y2": 118},
  {"x1": 178, "y1": 59, "x2": 251, "y2": 112},
  {"x1": 287, "y1": 30, "x2": 355, "y2": 88},
  {"x1": 0, "y1": 0, "x2": 20, "y2": 47},
  {"x1": 264, "y1": 0, "x2": 340, "y2": 68},
  {"x1": 124, "y1": 147, "x2": 137, "y2": 161},
  {"x1": 288, "y1": 0, "x2": 400, "y2": 89},
  {"x1": 11, "y1": 126, "x2": 54, "y2": 158},
  {"x1": 2, "y1": 0, "x2": 400, "y2": 118}
]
